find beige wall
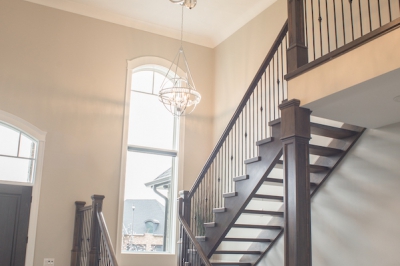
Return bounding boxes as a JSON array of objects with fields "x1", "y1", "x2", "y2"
[
  {"x1": 0, "y1": 0, "x2": 213, "y2": 265},
  {"x1": 212, "y1": 0, "x2": 287, "y2": 144},
  {"x1": 261, "y1": 122, "x2": 400, "y2": 266}
]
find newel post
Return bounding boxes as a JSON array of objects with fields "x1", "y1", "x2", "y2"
[
  {"x1": 70, "y1": 201, "x2": 86, "y2": 266},
  {"x1": 179, "y1": 191, "x2": 191, "y2": 225},
  {"x1": 287, "y1": 0, "x2": 308, "y2": 73},
  {"x1": 280, "y1": 99, "x2": 312, "y2": 266},
  {"x1": 89, "y1": 195, "x2": 105, "y2": 266},
  {"x1": 178, "y1": 191, "x2": 191, "y2": 266}
]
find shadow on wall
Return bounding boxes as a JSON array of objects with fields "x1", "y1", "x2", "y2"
[{"x1": 260, "y1": 122, "x2": 400, "y2": 266}]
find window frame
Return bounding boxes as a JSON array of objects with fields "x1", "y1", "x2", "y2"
[
  {"x1": 0, "y1": 121, "x2": 39, "y2": 184},
  {"x1": 117, "y1": 57, "x2": 186, "y2": 258},
  {"x1": 0, "y1": 110, "x2": 46, "y2": 266}
]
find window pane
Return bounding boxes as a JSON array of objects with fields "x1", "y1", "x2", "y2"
[
  {"x1": 153, "y1": 72, "x2": 171, "y2": 95},
  {"x1": 122, "y1": 152, "x2": 173, "y2": 253},
  {"x1": 128, "y1": 91, "x2": 175, "y2": 150},
  {"x1": 19, "y1": 134, "x2": 37, "y2": 159},
  {"x1": 0, "y1": 124, "x2": 20, "y2": 156},
  {"x1": 0, "y1": 156, "x2": 34, "y2": 183},
  {"x1": 131, "y1": 71, "x2": 153, "y2": 93}
]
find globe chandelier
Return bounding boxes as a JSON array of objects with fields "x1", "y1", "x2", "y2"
[{"x1": 159, "y1": 0, "x2": 201, "y2": 116}]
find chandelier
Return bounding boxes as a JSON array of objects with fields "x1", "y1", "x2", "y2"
[
  {"x1": 169, "y1": 0, "x2": 197, "y2": 9},
  {"x1": 159, "y1": 0, "x2": 201, "y2": 116}
]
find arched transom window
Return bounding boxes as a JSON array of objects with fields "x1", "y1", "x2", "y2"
[{"x1": 0, "y1": 122, "x2": 38, "y2": 184}]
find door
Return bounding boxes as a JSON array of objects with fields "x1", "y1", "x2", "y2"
[{"x1": 0, "y1": 184, "x2": 32, "y2": 266}]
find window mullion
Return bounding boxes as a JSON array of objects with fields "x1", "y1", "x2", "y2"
[{"x1": 127, "y1": 145, "x2": 177, "y2": 157}]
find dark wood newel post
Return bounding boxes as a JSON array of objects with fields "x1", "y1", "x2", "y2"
[
  {"x1": 280, "y1": 99, "x2": 312, "y2": 266},
  {"x1": 179, "y1": 191, "x2": 191, "y2": 225},
  {"x1": 89, "y1": 195, "x2": 105, "y2": 266},
  {"x1": 287, "y1": 0, "x2": 308, "y2": 73},
  {"x1": 71, "y1": 201, "x2": 86, "y2": 266},
  {"x1": 178, "y1": 191, "x2": 190, "y2": 266}
]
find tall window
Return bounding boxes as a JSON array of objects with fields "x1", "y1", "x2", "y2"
[
  {"x1": 0, "y1": 122, "x2": 38, "y2": 184},
  {"x1": 122, "y1": 65, "x2": 179, "y2": 253}
]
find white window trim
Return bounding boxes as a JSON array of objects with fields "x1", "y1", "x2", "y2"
[
  {"x1": 116, "y1": 56, "x2": 186, "y2": 259},
  {"x1": 0, "y1": 110, "x2": 46, "y2": 266}
]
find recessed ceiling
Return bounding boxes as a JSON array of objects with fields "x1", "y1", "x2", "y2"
[{"x1": 25, "y1": 0, "x2": 278, "y2": 48}]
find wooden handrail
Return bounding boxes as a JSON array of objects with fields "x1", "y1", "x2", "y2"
[
  {"x1": 71, "y1": 195, "x2": 118, "y2": 266},
  {"x1": 178, "y1": 197, "x2": 212, "y2": 266},
  {"x1": 97, "y1": 212, "x2": 119, "y2": 266},
  {"x1": 187, "y1": 20, "x2": 289, "y2": 199}
]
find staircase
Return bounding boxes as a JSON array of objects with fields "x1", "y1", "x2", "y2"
[
  {"x1": 177, "y1": 1, "x2": 399, "y2": 265},
  {"x1": 200, "y1": 119, "x2": 364, "y2": 266},
  {"x1": 179, "y1": 114, "x2": 364, "y2": 266}
]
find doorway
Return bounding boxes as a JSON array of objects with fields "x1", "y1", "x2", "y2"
[{"x1": 0, "y1": 184, "x2": 32, "y2": 266}]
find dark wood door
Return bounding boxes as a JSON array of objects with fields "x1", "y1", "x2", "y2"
[{"x1": 0, "y1": 184, "x2": 32, "y2": 266}]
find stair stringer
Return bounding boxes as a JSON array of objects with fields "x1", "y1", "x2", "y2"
[
  {"x1": 239, "y1": 123, "x2": 365, "y2": 265},
  {"x1": 200, "y1": 131, "x2": 283, "y2": 257}
]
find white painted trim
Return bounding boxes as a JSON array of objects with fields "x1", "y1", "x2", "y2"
[
  {"x1": 116, "y1": 56, "x2": 186, "y2": 260},
  {"x1": 23, "y1": 0, "x2": 278, "y2": 48},
  {"x1": 127, "y1": 145, "x2": 178, "y2": 157},
  {"x1": 0, "y1": 110, "x2": 46, "y2": 266},
  {"x1": 0, "y1": 110, "x2": 46, "y2": 141}
]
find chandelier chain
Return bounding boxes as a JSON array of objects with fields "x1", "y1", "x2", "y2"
[{"x1": 180, "y1": 5, "x2": 184, "y2": 47}]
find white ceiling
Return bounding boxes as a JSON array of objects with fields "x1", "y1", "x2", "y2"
[{"x1": 25, "y1": 0, "x2": 278, "y2": 48}]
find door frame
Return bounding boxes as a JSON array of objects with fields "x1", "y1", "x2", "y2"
[{"x1": 0, "y1": 110, "x2": 46, "y2": 266}]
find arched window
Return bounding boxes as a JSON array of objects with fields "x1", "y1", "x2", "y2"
[
  {"x1": 121, "y1": 64, "x2": 180, "y2": 254},
  {"x1": 0, "y1": 122, "x2": 38, "y2": 183},
  {"x1": 0, "y1": 110, "x2": 46, "y2": 266}
]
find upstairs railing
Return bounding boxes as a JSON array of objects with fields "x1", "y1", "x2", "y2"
[
  {"x1": 304, "y1": 0, "x2": 400, "y2": 61},
  {"x1": 184, "y1": 21, "x2": 289, "y2": 237},
  {"x1": 287, "y1": 0, "x2": 400, "y2": 76},
  {"x1": 71, "y1": 195, "x2": 118, "y2": 266}
]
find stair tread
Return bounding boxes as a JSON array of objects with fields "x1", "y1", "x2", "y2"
[
  {"x1": 253, "y1": 194, "x2": 284, "y2": 201},
  {"x1": 242, "y1": 209, "x2": 284, "y2": 216},
  {"x1": 309, "y1": 144, "x2": 343, "y2": 156},
  {"x1": 223, "y1": 192, "x2": 238, "y2": 198},
  {"x1": 233, "y1": 175, "x2": 249, "y2": 182},
  {"x1": 256, "y1": 137, "x2": 273, "y2": 146},
  {"x1": 310, "y1": 122, "x2": 358, "y2": 139},
  {"x1": 213, "y1": 207, "x2": 227, "y2": 213},
  {"x1": 211, "y1": 263, "x2": 251, "y2": 266},
  {"x1": 224, "y1": 237, "x2": 272, "y2": 242},
  {"x1": 244, "y1": 156, "x2": 261, "y2": 164},
  {"x1": 214, "y1": 250, "x2": 261, "y2": 255},
  {"x1": 263, "y1": 177, "x2": 283, "y2": 183},
  {"x1": 276, "y1": 160, "x2": 330, "y2": 173},
  {"x1": 263, "y1": 177, "x2": 318, "y2": 186},
  {"x1": 233, "y1": 224, "x2": 282, "y2": 230},
  {"x1": 204, "y1": 222, "x2": 216, "y2": 227}
]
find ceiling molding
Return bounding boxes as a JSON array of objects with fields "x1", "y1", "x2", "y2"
[
  {"x1": 25, "y1": 0, "x2": 277, "y2": 48},
  {"x1": 25, "y1": 0, "x2": 215, "y2": 47}
]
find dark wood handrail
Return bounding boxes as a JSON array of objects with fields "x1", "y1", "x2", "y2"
[
  {"x1": 178, "y1": 197, "x2": 212, "y2": 266},
  {"x1": 97, "y1": 212, "x2": 119, "y2": 266},
  {"x1": 188, "y1": 20, "x2": 289, "y2": 199}
]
